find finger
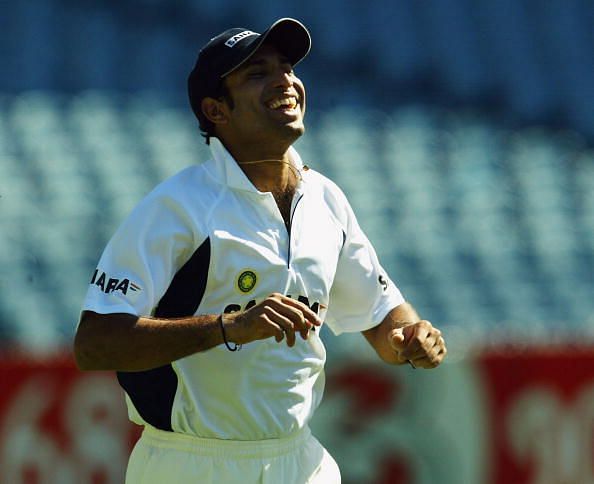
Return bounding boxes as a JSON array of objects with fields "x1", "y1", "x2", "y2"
[
  {"x1": 389, "y1": 328, "x2": 406, "y2": 351},
  {"x1": 411, "y1": 349, "x2": 446, "y2": 369},
  {"x1": 429, "y1": 335, "x2": 445, "y2": 356},
  {"x1": 403, "y1": 332, "x2": 442, "y2": 361},
  {"x1": 269, "y1": 299, "x2": 314, "y2": 334},
  {"x1": 275, "y1": 295, "x2": 322, "y2": 326},
  {"x1": 411, "y1": 342, "x2": 447, "y2": 368},
  {"x1": 299, "y1": 323, "x2": 311, "y2": 341},
  {"x1": 402, "y1": 321, "x2": 440, "y2": 355},
  {"x1": 400, "y1": 324, "x2": 431, "y2": 359},
  {"x1": 265, "y1": 306, "x2": 297, "y2": 347},
  {"x1": 260, "y1": 314, "x2": 285, "y2": 343},
  {"x1": 265, "y1": 300, "x2": 312, "y2": 342},
  {"x1": 407, "y1": 320, "x2": 439, "y2": 337},
  {"x1": 408, "y1": 356, "x2": 438, "y2": 369}
]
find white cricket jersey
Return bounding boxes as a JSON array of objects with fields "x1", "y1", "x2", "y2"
[{"x1": 82, "y1": 137, "x2": 404, "y2": 440}]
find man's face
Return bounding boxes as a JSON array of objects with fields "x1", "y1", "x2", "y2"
[{"x1": 218, "y1": 43, "x2": 306, "y2": 147}]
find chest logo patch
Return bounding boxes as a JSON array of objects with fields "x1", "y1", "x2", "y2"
[{"x1": 237, "y1": 270, "x2": 257, "y2": 293}]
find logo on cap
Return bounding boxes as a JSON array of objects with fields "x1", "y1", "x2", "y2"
[{"x1": 225, "y1": 30, "x2": 257, "y2": 48}]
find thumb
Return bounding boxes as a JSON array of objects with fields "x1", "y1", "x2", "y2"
[{"x1": 389, "y1": 328, "x2": 406, "y2": 352}]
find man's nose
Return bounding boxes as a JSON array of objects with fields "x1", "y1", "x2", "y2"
[{"x1": 273, "y1": 70, "x2": 293, "y2": 88}]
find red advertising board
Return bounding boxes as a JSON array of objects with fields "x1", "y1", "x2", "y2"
[
  {"x1": 0, "y1": 353, "x2": 139, "y2": 484},
  {"x1": 313, "y1": 346, "x2": 594, "y2": 483},
  {"x1": 1, "y1": 346, "x2": 593, "y2": 483},
  {"x1": 478, "y1": 347, "x2": 594, "y2": 484}
]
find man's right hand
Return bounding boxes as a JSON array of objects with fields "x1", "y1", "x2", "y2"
[{"x1": 223, "y1": 293, "x2": 322, "y2": 347}]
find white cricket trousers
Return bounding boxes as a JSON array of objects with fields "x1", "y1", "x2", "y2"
[{"x1": 125, "y1": 425, "x2": 341, "y2": 484}]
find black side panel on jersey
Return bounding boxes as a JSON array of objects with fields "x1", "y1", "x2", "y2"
[{"x1": 117, "y1": 237, "x2": 211, "y2": 431}]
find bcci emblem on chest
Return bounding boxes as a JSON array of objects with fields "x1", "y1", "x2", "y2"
[{"x1": 237, "y1": 270, "x2": 257, "y2": 293}]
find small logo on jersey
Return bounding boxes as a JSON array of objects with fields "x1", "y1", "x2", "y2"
[
  {"x1": 237, "y1": 270, "x2": 257, "y2": 293},
  {"x1": 90, "y1": 269, "x2": 141, "y2": 295},
  {"x1": 379, "y1": 274, "x2": 388, "y2": 291},
  {"x1": 224, "y1": 30, "x2": 257, "y2": 48}
]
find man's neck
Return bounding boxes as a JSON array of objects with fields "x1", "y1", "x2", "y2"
[{"x1": 224, "y1": 142, "x2": 297, "y2": 194}]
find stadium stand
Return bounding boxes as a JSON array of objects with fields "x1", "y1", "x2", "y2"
[
  {"x1": 0, "y1": 91, "x2": 592, "y2": 350},
  {"x1": 1, "y1": 0, "x2": 593, "y2": 350}
]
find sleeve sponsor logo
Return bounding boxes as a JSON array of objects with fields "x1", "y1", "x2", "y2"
[
  {"x1": 90, "y1": 269, "x2": 141, "y2": 295},
  {"x1": 378, "y1": 274, "x2": 389, "y2": 291}
]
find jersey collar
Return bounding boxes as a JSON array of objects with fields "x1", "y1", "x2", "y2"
[{"x1": 209, "y1": 137, "x2": 306, "y2": 192}]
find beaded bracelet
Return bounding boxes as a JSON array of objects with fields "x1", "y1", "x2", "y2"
[{"x1": 218, "y1": 314, "x2": 242, "y2": 352}]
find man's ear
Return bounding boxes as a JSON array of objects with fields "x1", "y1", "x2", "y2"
[{"x1": 201, "y1": 97, "x2": 229, "y2": 125}]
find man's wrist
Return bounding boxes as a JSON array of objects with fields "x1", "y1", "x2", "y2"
[{"x1": 219, "y1": 313, "x2": 242, "y2": 351}]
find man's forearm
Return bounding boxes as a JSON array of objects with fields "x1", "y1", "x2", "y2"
[
  {"x1": 74, "y1": 311, "x2": 224, "y2": 372},
  {"x1": 74, "y1": 294, "x2": 321, "y2": 372},
  {"x1": 362, "y1": 302, "x2": 421, "y2": 364}
]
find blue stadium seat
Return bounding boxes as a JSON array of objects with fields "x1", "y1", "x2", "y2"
[{"x1": 1, "y1": 95, "x2": 593, "y2": 347}]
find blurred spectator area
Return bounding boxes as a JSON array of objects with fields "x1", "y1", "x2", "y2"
[
  {"x1": 0, "y1": 91, "x2": 592, "y2": 350},
  {"x1": 1, "y1": 0, "x2": 594, "y2": 136},
  {"x1": 1, "y1": 1, "x2": 593, "y2": 350}
]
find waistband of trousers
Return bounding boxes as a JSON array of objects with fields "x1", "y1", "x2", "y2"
[{"x1": 141, "y1": 425, "x2": 312, "y2": 459}]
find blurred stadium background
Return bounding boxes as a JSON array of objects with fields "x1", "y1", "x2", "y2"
[{"x1": 0, "y1": 1, "x2": 593, "y2": 483}]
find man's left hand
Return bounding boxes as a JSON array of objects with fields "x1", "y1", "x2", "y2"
[{"x1": 389, "y1": 320, "x2": 447, "y2": 369}]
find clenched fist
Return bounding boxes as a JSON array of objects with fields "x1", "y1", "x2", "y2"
[{"x1": 389, "y1": 320, "x2": 447, "y2": 369}]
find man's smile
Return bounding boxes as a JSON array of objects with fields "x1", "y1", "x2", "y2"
[
  {"x1": 267, "y1": 96, "x2": 298, "y2": 110},
  {"x1": 264, "y1": 93, "x2": 302, "y2": 119}
]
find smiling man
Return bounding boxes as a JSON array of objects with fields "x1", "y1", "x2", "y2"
[{"x1": 74, "y1": 18, "x2": 446, "y2": 484}]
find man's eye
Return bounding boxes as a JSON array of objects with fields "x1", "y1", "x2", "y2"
[{"x1": 248, "y1": 71, "x2": 265, "y2": 78}]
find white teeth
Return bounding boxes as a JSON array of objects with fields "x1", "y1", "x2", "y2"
[{"x1": 268, "y1": 97, "x2": 297, "y2": 110}]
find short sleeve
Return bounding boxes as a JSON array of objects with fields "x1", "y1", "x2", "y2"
[
  {"x1": 324, "y1": 197, "x2": 404, "y2": 335},
  {"x1": 81, "y1": 192, "x2": 197, "y2": 318}
]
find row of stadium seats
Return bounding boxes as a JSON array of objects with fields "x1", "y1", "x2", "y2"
[
  {"x1": 301, "y1": 108, "x2": 593, "y2": 330},
  {"x1": 3, "y1": 1, "x2": 594, "y2": 136},
  {"x1": 0, "y1": 92, "x2": 592, "y2": 350}
]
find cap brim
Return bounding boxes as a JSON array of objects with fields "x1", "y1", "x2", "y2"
[{"x1": 221, "y1": 18, "x2": 311, "y2": 78}]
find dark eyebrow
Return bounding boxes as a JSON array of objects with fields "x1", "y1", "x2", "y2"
[
  {"x1": 243, "y1": 55, "x2": 293, "y2": 69},
  {"x1": 243, "y1": 58, "x2": 267, "y2": 68}
]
